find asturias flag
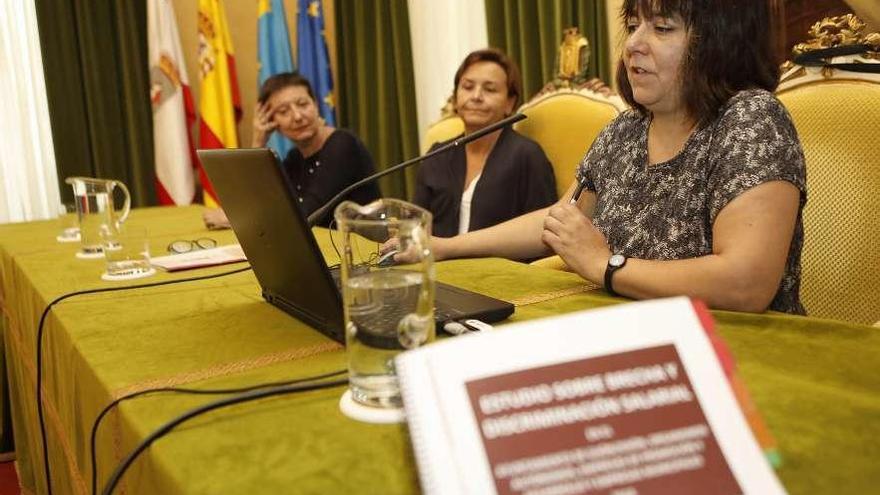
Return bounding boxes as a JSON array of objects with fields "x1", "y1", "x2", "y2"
[
  {"x1": 148, "y1": 0, "x2": 196, "y2": 205},
  {"x1": 297, "y1": 0, "x2": 336, "y2": 126},
  {"x1": 197, "y1": 0, "x2": 241, "y2": 207},
  {"x1": 258, "y1": 0, "x2": 296, "y2": 160}
]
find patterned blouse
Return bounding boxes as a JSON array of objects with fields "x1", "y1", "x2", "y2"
[{"x1": 576, "y1": 89, "x2": 807, "y2": 314}]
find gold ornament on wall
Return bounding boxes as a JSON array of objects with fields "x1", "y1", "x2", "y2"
[
  {"x1": 530, "y1": 27, "x2": 612, "y2": 101},
  {"x1": 557, "y1": 27, "x2": 591, "y2": 82},
  {"x1": 791, "y1": 14, "x2": 880, "y2": 58},
  {"x1": 779, "y1": 14, "x2": 880, "y2": 87}
]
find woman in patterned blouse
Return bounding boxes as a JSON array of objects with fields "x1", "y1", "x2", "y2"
[{"x1": 414, "y1": 0, "x2": 808, "y2": 314}]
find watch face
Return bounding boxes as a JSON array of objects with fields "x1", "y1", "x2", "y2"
[{"x1": 609, "y1": 254, "x2": 626, "y2": 267}]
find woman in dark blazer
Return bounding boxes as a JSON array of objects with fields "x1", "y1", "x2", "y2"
[{"x1": 413, "y1": 49, "x2": 557, "y2": 238}]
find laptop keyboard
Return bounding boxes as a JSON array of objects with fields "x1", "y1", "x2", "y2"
[
  {"x1": 355, "y1": 308, "x2": 412, "y2": 331},
  {"x1": 330, "y1": 267, "x2": 461, "y2": 324}
]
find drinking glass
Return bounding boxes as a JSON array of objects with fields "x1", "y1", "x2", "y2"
[
  {"x1": 56, "y1": 203, "x2": 80, "y2": 243},
  {"x1": 100, "y1": 225, "x2": 154, "y2": 280}
]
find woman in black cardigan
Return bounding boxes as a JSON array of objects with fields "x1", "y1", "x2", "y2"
[
  {"x1": 203, "y1": 72, "x2": 379, "y2": 229},
  {"x1": 413, "y1": 49, "x2": 557, "y2": 238}
]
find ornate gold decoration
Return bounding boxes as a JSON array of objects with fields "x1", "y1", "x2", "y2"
[
  {"x1": 558, "y1": 27, "x2": 591, "y2": 80},
  {"x1": 778, "y1": 64, "x2": 807, "y2": 85},
  {"x1": 549, "y1": 27, "x2": 592, "y2": 88},
  {"x1": 780, "y1": 14, "x2": 880, "y2": 85},
  {"x1": 792, "y1": 14, "x2": 880, "y2": 56},
  {"x1": 532, "y1": 77, "x2": 613, "y2": 103}
]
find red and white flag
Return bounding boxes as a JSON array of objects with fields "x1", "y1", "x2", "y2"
[{"x1": 148, "y1": 0, "x2": 197, "y2": 205}]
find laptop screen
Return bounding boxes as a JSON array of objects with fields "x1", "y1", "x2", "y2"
[
  {"x1": 199, "y1": 148, "x2": 346, "y2": 342},
  {"x1": 198, "y1": 147, "x2": 514, "y2": 345}
]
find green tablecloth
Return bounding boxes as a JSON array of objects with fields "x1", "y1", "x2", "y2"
[{"x1": 1, "y1": 206, "x2": 878, "y2": 494}]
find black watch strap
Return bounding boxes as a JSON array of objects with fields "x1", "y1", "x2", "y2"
[{"x1": 604, "y1": 254, "x2": 627, "y2": 297}]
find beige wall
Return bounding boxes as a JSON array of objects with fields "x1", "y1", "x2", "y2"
[{"x1": 172, "y1": 0, "x2": 337, "y2": 148}]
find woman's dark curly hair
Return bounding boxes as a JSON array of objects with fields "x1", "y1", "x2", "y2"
[
  {"x1": 616, "y1": 0, "x2": 780, "y2": 127},
  {"x1": 258, "y1": 72, "x2": 316, "y2": 104}
]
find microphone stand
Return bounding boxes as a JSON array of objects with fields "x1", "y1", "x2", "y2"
[{"x1": 307, "y1": 113, "x2": 528, "y2": 226}]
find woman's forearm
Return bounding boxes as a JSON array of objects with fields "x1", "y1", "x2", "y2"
[
  {"x1": 435, "y1": 207, "x2": 553, "y2": 261},
  {"x1": 609, "y1": 255, "x2": 781, "y2": 313}
]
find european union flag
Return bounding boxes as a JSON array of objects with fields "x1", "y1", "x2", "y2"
[
  {"x1": 258, "y1": 0, "x2": 295, "y2": 159},
  {"x1": 297, "y1": 0, "x2": 336, "y2": 126}
]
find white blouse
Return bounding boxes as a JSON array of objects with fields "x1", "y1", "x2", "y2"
[{"x1": 458, "y1": 172, "x2": 482, "y2": 235}]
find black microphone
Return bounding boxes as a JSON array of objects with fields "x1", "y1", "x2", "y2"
[{"x1": 307, "y1": 113, "x2": 528, "y2": 226}]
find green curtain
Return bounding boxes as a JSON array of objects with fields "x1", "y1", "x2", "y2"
[
  {"x1": 35, "y1": 0, "x2": 155, "y2": 206},
  {"x1": 485, "y1": 0, "x2": 611, "y2": 102},
  {"x1": 333, "y1": 0, "x2": 420, "y2": 200}
]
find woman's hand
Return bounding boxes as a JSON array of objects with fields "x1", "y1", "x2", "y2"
[
  {"x1": 203, "y1": 208, "x2": 231, "y2": 230},
  {"x1": 428, "y1": 236, "x2": 452, "y2": 261},
  {"x1": 380, "y1": 235, "x2": 451, "y2": 263},
  {"x1": 541, "y1": 204, "x2": 610, "y2": 283},
  {"x1": 379, "y1": 237, "x2": 400, "y2": 255},
  {"x1": 251, "y1": 102, "x2": 277, "y2": 148}
]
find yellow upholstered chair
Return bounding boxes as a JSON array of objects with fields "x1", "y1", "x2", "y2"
[
  {"x1": 517, "y1": 84, "x2": 626, "y2": 271},
  {"x1": 420, "y1": 84, "x2": 626, "y2": 194},
  {"x1": 512, "y1": 85, "x2": 626, "y2": 198},
  {"x1": 775, "y1": 16, "x2": 880, "y2": 323},
  {"x1": 421, "y1": 113, "x2": 465, "y2": 154}
]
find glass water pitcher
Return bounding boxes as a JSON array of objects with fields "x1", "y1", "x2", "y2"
[
  {"x1": 334, "y1": 199, "x2": 436, "y2": 409},
  {"x1": 65, "y1": 177, "x2": 131, "y2": 256}
]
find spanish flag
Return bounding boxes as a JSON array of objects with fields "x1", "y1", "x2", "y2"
[{"x1": 197, "y1": 0, "x2": 241, "y2": 207}]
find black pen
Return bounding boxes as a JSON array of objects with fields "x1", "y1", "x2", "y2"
[{"x1": 569, "y1": 180, "x2": 587, "y2": 205}]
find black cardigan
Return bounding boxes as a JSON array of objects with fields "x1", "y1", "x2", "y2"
[
  {"x1": 413, "y1": 127, "x2": 557, "y2": 237},
  {"x1": 281, "y1": 129, "x2": 381, "y2": 227}
]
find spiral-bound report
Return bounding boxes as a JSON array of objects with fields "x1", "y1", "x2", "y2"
[{"x1": 396, "y1": 297, "x2": 785, "y2": 495}]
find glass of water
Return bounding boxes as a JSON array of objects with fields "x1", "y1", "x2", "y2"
[
  {"x1": 334, "y1": 199, "x2": 435, "y2": 409},
  {"x1": 56, "y1": 202, "x2": 80, "y2": 243},
  {"x1": 100, "y1": 225, "x2": 154, "y2": 280}
]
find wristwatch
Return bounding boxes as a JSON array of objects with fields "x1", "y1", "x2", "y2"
[{"x1": 604, "y1": 254, "x2": 627, "y2": 297}]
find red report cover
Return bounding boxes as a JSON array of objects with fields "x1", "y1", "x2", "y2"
[{"x1": 396, "y1": 297, "x2": 785, "y2": 495}]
